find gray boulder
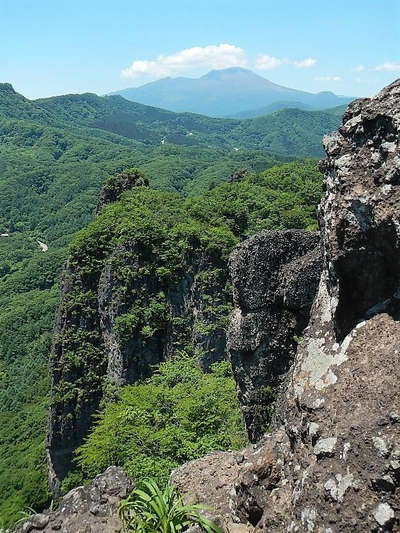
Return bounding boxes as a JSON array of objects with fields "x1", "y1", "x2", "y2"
[{"x1": 15, "y1": 467, "x2": 132, "y2": 533}]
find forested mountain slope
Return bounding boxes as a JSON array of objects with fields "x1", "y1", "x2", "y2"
[
  {"x1": 36, "y1": 91, "x2": 341, "y2": 156},
  {"x1": 0, "y1": 84, "x2": 294, "y2": 240},
  {"x1": 230, "y1": 102, "x2": 348, "y2": 120},
  {"x1": 1, "y1": 83, "x2": 341, "y2": 164},
  {"x1": 0, "y1": 81, "x2": 332, "y2": 527},
  {"x1": 0, "y1": 158, "x2": 322, "y2": 527}
]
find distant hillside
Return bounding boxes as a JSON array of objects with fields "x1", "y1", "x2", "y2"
[
  {"x1": 111, "y1": 67, "x2": 354, "y2": 117},
  {"x1": 322, "y1": 104, "x2": 348, "y2": 117},
  {"x1": 227, "y1": 101, "x2": 314, "y2": 119},
  {"x1": 3, "y1": 86, "x2": 341, "y2": 158},
  {"x1": 227, "y1": 102, "x2": 348, "y2": 120},
  {"x1": 0, "y1": 84, "x2": 345, "y2": 217},
  {"x1": 229, "y1": 108, "x2": 342, "y2": 156}
]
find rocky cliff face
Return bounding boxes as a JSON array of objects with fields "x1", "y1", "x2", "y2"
[
  {"x1": 172, "y1": 80, "x2": 400, "y2": 531},
  {"x1": 47, "y1": 190, "x2": 230, "y2": 493},
  {"x1": 228, "y1": 230, "x2": 322, "y2": 441},
  {"x1": 97, "y1": 168, "x2": 149, "y2": 210},
  {"x1": 43, "y1": 80, "x2": 400, "y2": 531}
]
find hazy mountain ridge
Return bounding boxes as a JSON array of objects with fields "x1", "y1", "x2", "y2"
[
  {"x1": 111, "y1": 67, "x2": 354, "y2": 117},
  {"x1": 228, "y1": 101, "x2": 315, "y2": 119}
]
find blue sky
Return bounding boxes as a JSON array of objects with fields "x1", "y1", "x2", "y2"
[{"x1": 1, "y1": 0, "x2": 399, "y2": 99}]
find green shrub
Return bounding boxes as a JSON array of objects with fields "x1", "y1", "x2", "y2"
[
  {"x1": 75, "y1": 358, "x2": 247, "y2": 486},
  {"x1": 119, "y1": 479, "x2": 222, "y2": 533}
]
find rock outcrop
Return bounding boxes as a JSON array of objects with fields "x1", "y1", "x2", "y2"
[
  {"x1": 228, "y1": 230, "x2": 322, "y2": 441},
  {"x1": 48, "y1": 244, "x2": 229, "y2": 492},
  {"x1": 97, "y1": 168, "x2": 149, "y2": 210},
  {"x1": 171, "y1": 81, "x2": 400, "y2": 531},
  {"x1": 16, "y1": 467, "x2": 132, "y2": 533},
  {"x1": 48, "y1": 169, "x2": 235, "y2": 492}
]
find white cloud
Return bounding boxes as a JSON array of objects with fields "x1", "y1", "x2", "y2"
[
  {"x1": 375, "y1": 62, "x2": 400, "y2": 72},
  {"x1": 121, "y1": 44, "x2": 247, "y2": 79},
  {"x1": 315, "y1": 76, "x2": 342, "y2": 81},
  {"x1": 255, "y1": 55, "x2": 316, "y2": 70},
  {"x1": 354, "y1": 64, "x2": 365, "y2": 72},
  {"x1": 293, "y1": 58, "x2": 317, "y2": 68},
  {"x1": 254, "y1": 55, "x2": 285, "y2": 70},
  {"x1": 122, "y1": 45, "x2": 319, "y2": 80}
]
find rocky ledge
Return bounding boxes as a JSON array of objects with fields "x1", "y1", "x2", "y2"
[{"x1": 15, "y1": 467, "x2": 132, "y2": 533}]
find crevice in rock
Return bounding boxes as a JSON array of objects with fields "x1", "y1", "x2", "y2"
[{"x1": 334, "y1": 241, "x2": 400, "y2": 341}]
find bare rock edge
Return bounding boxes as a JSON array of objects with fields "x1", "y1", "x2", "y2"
[
  {"x1": 172, "y1": 80, "x2": 400, "y2": 532},
  {"x1": 15, "y1": 467, "x2": 132, "y2": 533}
]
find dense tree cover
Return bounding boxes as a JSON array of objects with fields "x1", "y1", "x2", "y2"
[
  {"x1": 52, "y1": 159, "x2": 322, "y2": 491},
  {"x1": 1, "y1": 84, "x2": 341, "y2": 161},
  {"x1": 190, "y1": 159, "x2": 322, "y2": 234},
  {"x1": 0, "y1": 116, "x2": 291, "y2": 242},
  {"x1": 230, "y1": 102, "x2": 347, "y2": 120},
  {"x1": 0, "y1": 159, "x2": 323, "y2": 527},
  {"x1": 0, "y1": 236, "x2": 64, "y2": 527},
  {"x1": 0, "y1": 81, "x2": 330, "y2": 527},
  {"x1": 36, "y1": 92, "x2": 340, "y2": 157},
  {"x1": 74, "y1": 358, "x2": 246, "y2": 488},
  {"x1": 0, "y1": 83, "x2": 335, "y2": 245},
  {"x1": 229, "y1": 108, "x2": 339, "y2": 157}
]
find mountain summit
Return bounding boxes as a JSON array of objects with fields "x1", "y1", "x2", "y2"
[
  {"x1": 111, "y1": 68, "x2": 354, "y2": 117},
  {"x1": 200, "y1": 67, "x2": 268, "y2": 83}
]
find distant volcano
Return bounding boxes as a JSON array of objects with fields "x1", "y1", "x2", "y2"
[{"x1": 111, "y1": 67, "x2": 354, "y2": 117}]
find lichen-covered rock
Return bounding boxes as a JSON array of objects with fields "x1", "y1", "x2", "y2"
[
  {"x1": 171, "y1": 81, "x2": 400, "y2": 532},
  {"x1": 228, "y1": 230, "x2": 322, "y2": 441},
  {"x1": 318, "y1": 79, "x2": 400, "y2": 341},
  {"x1": 15, "y1": 467, "x2": 132, "y2": 533}
]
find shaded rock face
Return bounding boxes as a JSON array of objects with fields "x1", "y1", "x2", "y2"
[
  {"x1": 228, "y1": 230, "x2": 322, "y2": 441},
  {"x1": 15, "y1": 467, "x2": 132, "y2": 533},
  {"x1": 47, "y1": 244, "x2": 229, "y2": 493},
  {"x1": 171, "y1": 81, "x2": 400, "y2": 532}
]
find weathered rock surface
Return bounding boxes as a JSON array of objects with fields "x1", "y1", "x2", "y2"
[
  {"x1": 228, "y1": 230, "x2": 322, "y2": 441},
  {"x1": 171, "y1": 81, "x2": 400, "y2": 531},
  {"x1": 15, "y1": 467, "x2": 132, "y2": 533}
]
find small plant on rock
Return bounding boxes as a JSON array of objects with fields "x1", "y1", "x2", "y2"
[{"x1": 119, "y1": 479, "x2": 222, "y2": 533}]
